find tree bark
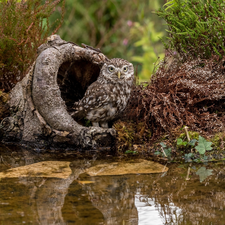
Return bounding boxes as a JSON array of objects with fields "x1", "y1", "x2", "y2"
[{"x1": 1, "y1": 35, "x2": 116, "y2": 149}]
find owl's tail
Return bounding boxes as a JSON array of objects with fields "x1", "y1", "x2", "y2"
[{"x1": 70, "y1": 103, "x2": 85, "y2": 121}]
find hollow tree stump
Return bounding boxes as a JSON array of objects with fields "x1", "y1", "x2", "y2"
[{"x1": 1, "y1": 35, "x2": 116, "y2": 148}]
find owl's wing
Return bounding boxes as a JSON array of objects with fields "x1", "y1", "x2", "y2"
[
  {"x1": 80, "y1": 82, "x2": 112, "y2": 109},
  {"x1": 71, "y1": 82, "x2": 112, "y2": 119}
]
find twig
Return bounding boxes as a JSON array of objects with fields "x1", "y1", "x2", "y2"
[
  {"x1": 186, "y1": 163, "x2": 192, "y2": 181},
  {"x1": 184, "y1": 126, "x2": 190, "y2": 142},
  {"x1": 161, "y1": 147, "x2": 167, "y2": 157}
]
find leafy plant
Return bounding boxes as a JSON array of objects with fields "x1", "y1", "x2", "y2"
[
  {"x1": 125, "y1": 150, "x2": 138, "y2": 155},
  {"x1": 195, "y1": 136, "x2": 212, "y2": 154},
  {"x1": 130, "y1": 20, "x2": 165, "y2": 81},
  {"x1": 157, "y1": 0, "x2": 225, "y2": 60},
  {"x1": 184, "y1": 153, "x2": 194, "y2": 162},
  {"x1": 210, "y1": 132, "x2": 225, "y2": 151},
  {"x1": 177, "y1": 138, "x2": 188, "y2": 147},
  {"x1": 154, "y1": 142, "x2": 172, "y2": 158},
  {"x1": 177, "y1": 134, "x2": 212, "y2": 162},
  {"x1": 0, "y1": 0, "x2": 65, "y2": 91},
  {"x1": 177, "y1": 137, "x2": 197, "y2": 148},
  {"x1": 188, "y1": 139, "x2": 197, "y2": 147},
  {"x1": 53, "y1": 0, "x2": 166, "y2": 82}
]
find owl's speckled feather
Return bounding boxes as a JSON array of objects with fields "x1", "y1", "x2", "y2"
[{"x1": 71, "y1": 58, "x2": 134, "y2": 128}]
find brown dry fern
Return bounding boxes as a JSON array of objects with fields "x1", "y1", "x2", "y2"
[{"x1": 125, "y1": 54, "x2": 225, "y2": 140}]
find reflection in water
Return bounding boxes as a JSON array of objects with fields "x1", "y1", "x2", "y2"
[
  {"x1": 0, "y1": 146, "x2": 225, "y2": 225},
  {"x1": 135, "y1": 194, "x2": 182, "y2": 225}
]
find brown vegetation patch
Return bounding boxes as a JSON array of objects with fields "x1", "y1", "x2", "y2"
[
  {"x1": 124, "y1": 54, "x2": 225, "y2": 140},
  {"x1": 0, "y1": 0, "x2": 65, "y2": 91}
]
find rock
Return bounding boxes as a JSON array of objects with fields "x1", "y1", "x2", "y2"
[
  {"x1": 85, "y1": 159, "x2": 168, "y2": 176},
  {"x1": 0, "y1": 161, "x2": 72, "y2": 179}
]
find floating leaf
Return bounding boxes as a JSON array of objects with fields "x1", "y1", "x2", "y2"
[
  {"x1": 196, "y1": 167, "x2": 213, "y2": 182},
  {"x1": 195, "y1": 136, "x2": 212, "y2": 154}
]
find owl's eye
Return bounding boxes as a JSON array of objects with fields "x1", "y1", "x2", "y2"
[
  {"x1": 108, "y1": 66, "x2": 114, "y2": 72},
  {"x1": 123, "y1": 66, "x2": 128, "y2": 72}
]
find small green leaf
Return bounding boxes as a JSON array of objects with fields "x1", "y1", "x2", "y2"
[
  {"x1": 194, "y1": 158, "x2": 201, "y2": 163},
  {"x1": 203, "y1": 155, "x2": 208, "y2": 162},
  {"x1": 164, "y1": 148, "x2": 171, "y2": 157},
  {"x1": 184, "y1": 153, "x2": 194, "y2": 162},
  {"x1": 187, "y1": 153, "x2": 193, "y2": 157},
  {"x1": 196, "y1": 167, "x2": 213, "y2": 182},
  {"x1": 188, "y1": 139, "x2": 197, "y2": 146},
  {"x1": 195, "y1": 136, "x2": 212, "y2": 154},
  {"x1": 177, "y1": 138, "x2": 183, "y2": 146},
  {"x1": 160, "y1": 142, "x2": 167, "y2": 148},
  {"x1": 154, "y1": 151, "x2": 161, "y2": 156},
  {"x1": 125, "y1": 150, "x2": 138, "y2": 154},
  {"x1": 177, "y1": 138, "x2": 187, "y2": 146}
]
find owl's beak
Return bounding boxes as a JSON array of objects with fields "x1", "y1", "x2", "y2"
[{"x1": 117, "y1": 71, "x2": 121, "y2": 79}]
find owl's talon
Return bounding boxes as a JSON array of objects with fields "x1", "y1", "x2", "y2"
[
  {"x1": 92, "y1": 122, "x2": 99, "y2": 127},
  {"x1": 99, "y1": 122, "x2": 108, "y2": 128}
]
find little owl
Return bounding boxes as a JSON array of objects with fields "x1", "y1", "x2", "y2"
[{"x1": 71, "y1": 58, "x2": 134, "y2": 128}]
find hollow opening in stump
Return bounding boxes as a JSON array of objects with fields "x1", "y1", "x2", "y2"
[{"x1": 57, "y1": 59, "x2": 102, "y2": 112}]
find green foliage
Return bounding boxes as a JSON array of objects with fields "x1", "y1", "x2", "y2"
[
  {"x1": 177, "y1": 138, "x2": 187, "y2": 146},
  {"x1": 157, "y1": 0, "x2": 225, "y2": 59},
  {"x1": 177, "y1": 138, "x2": 197, "y2": 148},
  {"x1": 130, "y1": 21, "x2": 164, "y2": 81},
  {"x1": 179, "y1": 130, "x2": 199, "y2": 141},
  {"x1": 177, "y1": 133, "x2": 212, "y2": 162},
  {"x1": 128, "y1": 0, "x2": 165, "y2": 81},
  {"x1": 211, "y1": 132, "x2": 225, "y2": 151},
  {"x1": 52, "y1": 0, "x2": 136, "y2": 58},
  {"x1": 164, "y1": 148, "x2": 172, "y2": 158},
  {"x1": 184, "y1": 153, "x2": 194, "y2": 162},
  {"x1": 188, "y1": 139, "x2": 197, "y2": 147},
  {"x1": 52, "y1": 0, "x2": 165, "y2": 81},
  {"x1": 195, "y1": 136, "x2": 212, "y2": 154},
  {"x1": 154, "y1": 151, "x2": 161, "y2": 156},
  {"x1": 0, "y1": 0, "x2": 65, "y2": 91},
  {"x1": 155, "y1": 142, "x2": 171, "y2": 158},
  {"x1": 125, "y1": 150, "x2": 138, "y2": 155},
  {"x1": 196, "y1": 167, "x2": 213, "y2": 182}
]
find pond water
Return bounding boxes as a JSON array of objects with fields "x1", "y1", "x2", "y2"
[{"x1": 0, "y1": 144, "x2": 225, "y2": 225}]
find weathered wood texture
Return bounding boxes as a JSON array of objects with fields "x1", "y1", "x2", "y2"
[{"x1": 1, "y1": 35, "x2": 116, "y2": 148}]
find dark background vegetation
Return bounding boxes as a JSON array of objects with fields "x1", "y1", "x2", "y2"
[
  {"x1": 0, "y1": 0, "x2": 166, "y2": 91},
  {"x1": 0, "y1": 0, "x2": 65, "y2": 91},
  {"x1": 50, "y1": 0, "x2": 166, "y2": 81}
]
